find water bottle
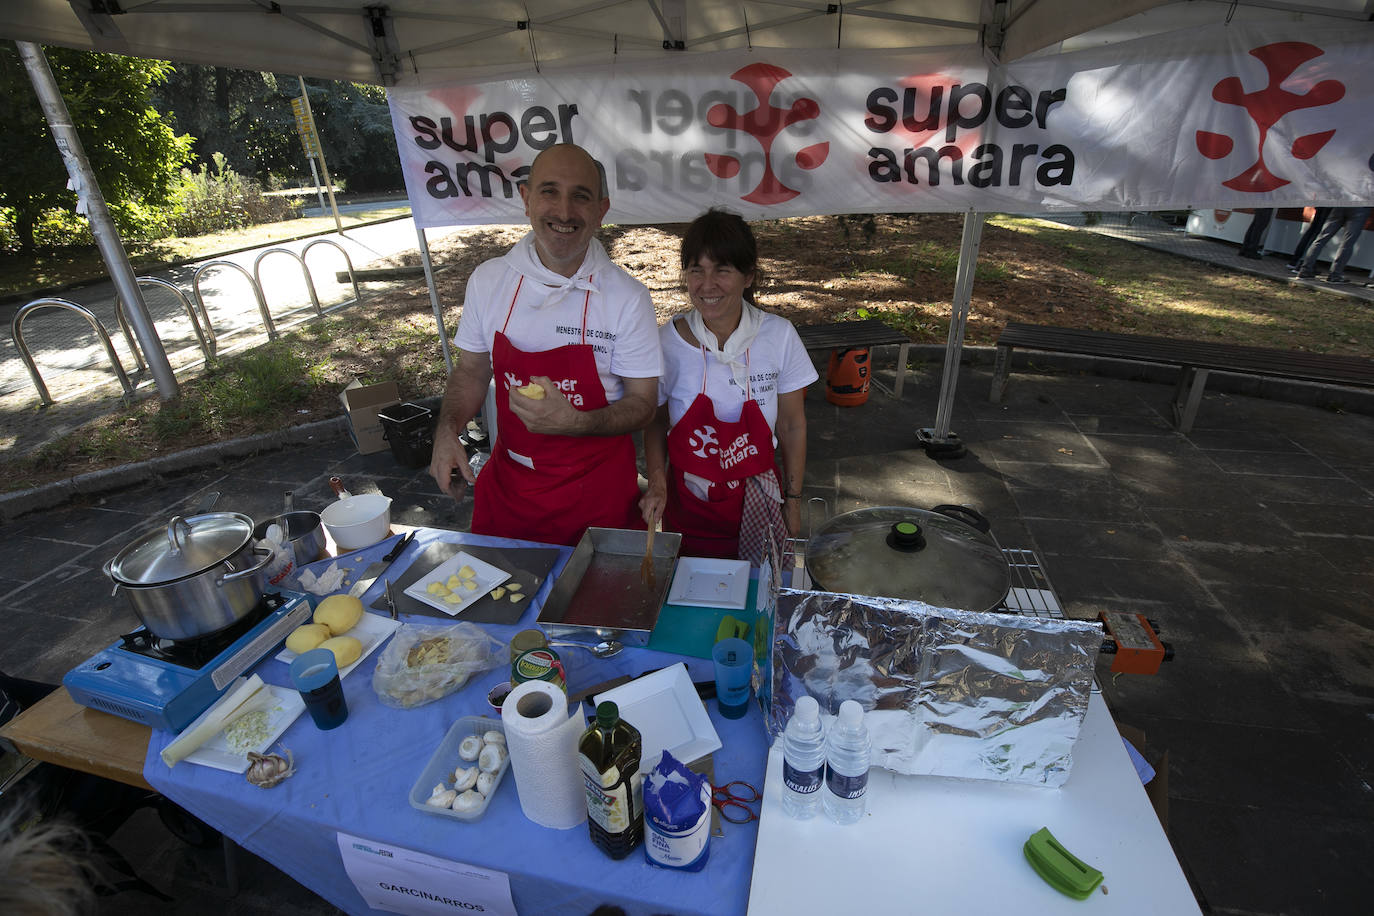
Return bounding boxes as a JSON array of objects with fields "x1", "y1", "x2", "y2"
[
  {"x1": 780, "y1": 696, "x2": 826, "y2": 820},
  {"x1": 822, "y1": 700, "x2": 871, "y2": 825}
]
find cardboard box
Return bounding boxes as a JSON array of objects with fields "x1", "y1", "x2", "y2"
[
  {"x1": 1118, "y1": 723, "x2": 1169, "y2": 832},
  {"x1": 340, "y1": 380, "x2": 401, "y2": 454}
]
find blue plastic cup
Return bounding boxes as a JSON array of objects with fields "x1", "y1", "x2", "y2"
[
  {"x1": 289, "y1": 648, "x2": 348, "y2": 730},
  {"x1": 711, "y1": 637, "x2": 753, "y2": 720}
]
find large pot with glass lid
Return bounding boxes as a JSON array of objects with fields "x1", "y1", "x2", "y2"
[
  {"x1": 104, "y1": 512, "x2": 274, "y2": 640},
  {"x1": 804, "y1": 505, "x2": 1010, "y2": 613}
]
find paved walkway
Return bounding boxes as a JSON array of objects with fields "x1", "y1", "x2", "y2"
[{"x1": 1, "y1": 211, "x2": 1372, "y2": 915}]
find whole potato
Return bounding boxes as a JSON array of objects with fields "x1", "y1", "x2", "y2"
[
  {"x1": 314, "y1": 594, "x2": 364, "y2": 636},
  {"x1": 318, "y1": 635, "x2": 363, "y2": 669},
  {"x1": 284, "y1": 622, "x2": 332, "y2": 655}
]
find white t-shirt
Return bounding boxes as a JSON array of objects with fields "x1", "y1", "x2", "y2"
[
  {"x1": 454, "y1": 235, "x2": 662, "y2": 401},
  {"x1": 658, "y1": 311, "x2": 818, "y2": 437}
]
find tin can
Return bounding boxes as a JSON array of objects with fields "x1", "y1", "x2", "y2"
[
  {"x1": 512, "y1": 647, "x2": 566, "y2": 693},
  {"x1": 509, "y1": 628, "x2": 548, "y2": 663}
]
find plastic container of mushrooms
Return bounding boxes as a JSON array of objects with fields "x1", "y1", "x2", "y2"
[{"x1": 408, "y1": 716, "x2": 510, "y2": 822}]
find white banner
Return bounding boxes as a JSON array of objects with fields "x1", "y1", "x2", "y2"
[{"x1": 387, "y1": 22, "x2": 1374, "y2": 229}]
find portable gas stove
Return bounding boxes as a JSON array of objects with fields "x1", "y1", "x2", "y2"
[{"x1": 63, "y1": 589, "x2": 313, "y2": 733}]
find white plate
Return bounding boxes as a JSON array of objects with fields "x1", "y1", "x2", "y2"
[
  {"x1": 274, "y1": 611, "x2": 401, "y2": 678},
  {"x1": 666, "y1": 557, "x2": 751, "y2": 609},
  {"x1": 183, "y1": 684, "x2": 305, "y2": 773},
  {"x1": 593, "y1": 663, "x2": 721, "y2": 774},
  {"x1": 405, "y1": 551, "x2": 512, "y2": 617}
]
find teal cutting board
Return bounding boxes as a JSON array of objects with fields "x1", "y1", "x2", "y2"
[{"x1": 648, "y1": 574, "x2": 759, "y2": 659}]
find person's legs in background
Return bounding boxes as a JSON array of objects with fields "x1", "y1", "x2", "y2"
[
  {"x1": 1238, "y1": 208, "x2": 1274, "y2": 259},
  {"x1": 1288, "y1": 207, "x2": 1332, "y2": 271},
  {"x1": 1297, "y1": 208, "x2": 1349, "y2": 279},
  {"x1": 1323, "y1": 207, "x2": 1371, "y2": 283}
]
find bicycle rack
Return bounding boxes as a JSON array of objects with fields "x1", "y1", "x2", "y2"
[
  {"x1": 193, "y1": 259, "x2": 275, "y2": 341},
  {"x1": 11, "y1": 297, "x2": 134, "y2": 407},
  {"x1": 114, "y1": 277, "x2": 214, "y2": 370},
  {"x1": 302, "y1": 238, "x2": 361, "y2": 312},
  {"x1": 253, "y1": 239, "x2": 360, "y2": 327}
]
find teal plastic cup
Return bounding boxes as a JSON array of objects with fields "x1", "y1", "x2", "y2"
[
  {"x1": 711, "y1": 637, "x2": 753, "y2": 719},
  {"x1": 290, "y1": 648, "x2": 348, "y2": 730}
]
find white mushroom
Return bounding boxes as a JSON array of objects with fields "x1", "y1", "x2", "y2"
[
  {"x1": 482, "y1": 730, "x2": 506, "y2": 747},
  {"x1": 476, "y1": 772, "x2": 497, "y2": 797},
  {"x1": 478, "y1": 743, "x2": 507, "y2": 773},
  {"x1": 452, "y1": 766, "x2": 478, "y2": 791},
  {"x1": 426, "y1": 789, "x2": 457, "y2": 808},
  {"x1": 451, "y1": 790, "x2": 484, "y2": 813},
  {"x1": 458, "y1": 735, "x2": 483, "y2": 761}
]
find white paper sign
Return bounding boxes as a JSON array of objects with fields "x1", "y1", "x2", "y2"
[
  {"x1": 388, "y1": 21, "x2": 1374, "y2": 229},
  {"x1": 337, "y1": 832, "x2": 516, "y2": 916}
]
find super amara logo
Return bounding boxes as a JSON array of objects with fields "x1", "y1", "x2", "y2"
[{"x1": 864, "y1": 78, "x2": 1072, "y2": 188}]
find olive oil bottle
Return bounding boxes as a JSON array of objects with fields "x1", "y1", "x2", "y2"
[{"x1": 578, "y1": 701, "x2": 644, "y2": 859}]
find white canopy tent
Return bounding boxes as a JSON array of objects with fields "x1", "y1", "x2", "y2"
[{"x1": 2, "y1": 1, "x2": 1371, "y2": 450}]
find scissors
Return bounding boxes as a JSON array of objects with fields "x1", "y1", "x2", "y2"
[{"x1": 710, "y1": 781, "x2": 762, "y2": 825}]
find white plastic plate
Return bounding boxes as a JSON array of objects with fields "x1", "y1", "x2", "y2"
[
  {"x1": 666, "y1": 557, "x2": 751, "y2": 609},
  {"x1": 183, "y1": 683, "x2": 305, "y2": 773},
  {"x1": 408, "y1": 716, "x2": 510, "y2": 821},
  {"x1": 404, "y1": 551, "x2": 512, "y2": 617},
  {"x1": 274, "y1": 611, "x2": 400, "y2": 678},
  {"x1": 594, "y1": 663, "x2": 721, "y2": 773}
]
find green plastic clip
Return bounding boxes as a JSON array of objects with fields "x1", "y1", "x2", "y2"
[{"x1": 1023, "y1": 827, "x2": 1104, "y2": 900}]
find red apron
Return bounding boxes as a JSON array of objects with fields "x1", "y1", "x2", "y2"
[
  {"x1": 471, "y1": 276, "x2": 641, "y2": 546},
  {"x1": 664, "y1": 347, "x2": 778, "y2": 558}
]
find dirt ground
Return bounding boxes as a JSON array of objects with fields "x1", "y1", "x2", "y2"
[{"x1": 6, "y1": 212, "x2": 1358, "y2": 492}]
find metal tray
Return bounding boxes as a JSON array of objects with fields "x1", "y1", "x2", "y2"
[{"x1": 536, "y1": 527, "x2": 680, "y2": 647}]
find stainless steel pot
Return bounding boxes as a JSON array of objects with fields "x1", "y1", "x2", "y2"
[
  {"x1": 105, "y1": 512, "x2": 272, "y2": 640},
  {"x1": 253, "y1": 511, "x2": 326, "y2": 568},
  {"x1": 804, "y1": 504, "x2": 1010, "y2": 613}
]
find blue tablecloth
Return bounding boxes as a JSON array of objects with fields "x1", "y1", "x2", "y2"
[{"x1": 144, "y1": 529, "x2": 766, "y2": 916}]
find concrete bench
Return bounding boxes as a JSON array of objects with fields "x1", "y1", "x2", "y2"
[
  {"x1": 796, "y1": 318, "x2": 911, "y2": 397},
  {"x1": 989, "y1": 321, "x2": 1374, "y2": 432}
]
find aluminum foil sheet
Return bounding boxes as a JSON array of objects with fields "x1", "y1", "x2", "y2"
[{"x1": 762, "y1": 588, "x2": 1102, "y2": 787}]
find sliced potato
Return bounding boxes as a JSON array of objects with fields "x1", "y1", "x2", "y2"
[
  {"x1": 446, "y1": 575, "x2": 462, "y2": 590},
  {"x1": 509, "y1": 593, "x2": 525, "y2": 603},
  {"x1": 490, "y1": 587, "x2": 506, "y2": 600},
  {"x1": 462, "y1": 579, "x2": 478, "y2": 591},
  {"x1": 515, "y1": 382, "x2": 545, "y2": 400},
  {"x1": 506, "y1": 583, "x2": 522, "y2": 592},
  {"x1": 443, "y1": 593, "x2": 464, "y2": 604},
  {"x1": 318, "y1": 635, "x2": 362, "y2": 668},
  {"x1": 458, "y1": 565, "x2": 476, "y2": 579}
]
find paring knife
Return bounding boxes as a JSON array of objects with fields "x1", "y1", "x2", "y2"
[{"x1": 348, "y1": 531, "x2": 417, "y2": 598}]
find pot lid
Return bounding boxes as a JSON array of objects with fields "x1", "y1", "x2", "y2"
[
  {"x1": 109, "y1": 512, "x2": 254, "y2": 585},
  {"x1": 806, "y1": 505, "x2": 1010, "y2": 612}
]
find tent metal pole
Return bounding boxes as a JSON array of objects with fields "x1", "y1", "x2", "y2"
[
  {"x1": 15, "y1": 41, "x2": 179, "y2": 402},
  {"x1": 916, "y1": 210, "x2": 985, "y2": 459},
  {"x1": 415, "y1": 225, "x2": 452, "y2": 373}
]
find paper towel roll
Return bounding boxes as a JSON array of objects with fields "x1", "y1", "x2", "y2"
[{"x1": 501, "y1": 680, "x2": 587, "y2": 830}]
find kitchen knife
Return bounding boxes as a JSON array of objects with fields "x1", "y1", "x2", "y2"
[{"x1": 347, "y1": 531, "x2": 416, "y2": 598}]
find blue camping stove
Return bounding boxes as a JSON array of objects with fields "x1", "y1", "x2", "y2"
[{"x1": 64, "y1": 589, "x2": 313, "y2": 733}]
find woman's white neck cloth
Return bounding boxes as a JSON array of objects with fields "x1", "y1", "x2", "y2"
[
  {"x1": 686, "y1": 300, "x2": 762, "y2": 391},
  {"x1": 501, "y1": 233, "x2": 605, "y2": 309}
]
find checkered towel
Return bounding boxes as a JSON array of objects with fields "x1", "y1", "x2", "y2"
[{"x1": 738, "y1": 469, "x2": 785, "y2": 568}]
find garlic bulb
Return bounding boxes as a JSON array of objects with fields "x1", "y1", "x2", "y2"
[{"x1": 245, "y1": 749, "x2": 295, "y2": 788}]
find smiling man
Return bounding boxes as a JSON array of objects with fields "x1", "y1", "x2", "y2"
[{"x1": 430, "y1": 144, "x2": 662, "y2": 546}]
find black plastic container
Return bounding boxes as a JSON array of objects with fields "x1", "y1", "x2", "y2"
[{"x1": 378, "y1": 402, "x2": 435, "y2": 468}]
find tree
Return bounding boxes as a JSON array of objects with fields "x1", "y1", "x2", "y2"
[
  {"x1": 155, "y1": 66, "x2": 400, "y2": 194},
  {"x1": 0, "y1": 45, "x2": 193, "y2": 255}
]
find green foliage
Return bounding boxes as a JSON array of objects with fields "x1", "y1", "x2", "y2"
[
  {"x1": 0, "y1": 45, "x2": 193, "y2": 254},
  {"x1": 159, "y1": 153, "x2": 299, "y2": 237}
]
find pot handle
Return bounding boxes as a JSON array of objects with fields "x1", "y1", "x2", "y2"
[
  {"x1": 805, "y1": 496, "x2": 828, "y2": 539},
  {"x1": 165, "y1": 515, "x2": 193, "y2": 556},
  {"x1": 216, "y1": 547, "x2": 274, "y2": 587},
  {"x1": 931, "y1": 504, "x2": 991, "y2": 534}
]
